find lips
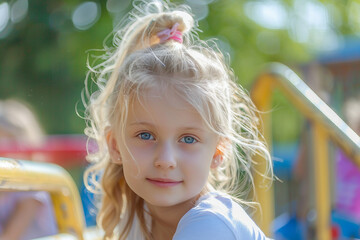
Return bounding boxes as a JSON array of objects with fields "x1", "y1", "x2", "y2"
[{"x1": 146, "y1": 178, "x2": 183, "y2": 187}]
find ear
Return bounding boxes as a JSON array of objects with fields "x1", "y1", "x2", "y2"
[
  {"x1": 211, "y1": 148, "x2": 223, "y2": 169},
  {"x1": 105, "y1": 128, "x2": 122, "y2": 164}
]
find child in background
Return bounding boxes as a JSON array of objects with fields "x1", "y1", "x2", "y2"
[
  {"x1": 0, "y1": 99, "x2": 58, "y2": 240},
  {"x1": 0, "y1": 99, "x2": 44, "y2": 148},
  {"x1": 83, "y1": 1, "x2": 273, "y2": 239},
  {"x1": 335, "y1": 95, "x2": 360, "y2": 222}
]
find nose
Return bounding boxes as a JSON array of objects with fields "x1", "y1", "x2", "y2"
[{"x1": 154, "y1": 141, "x2": 177, "y2": 169}]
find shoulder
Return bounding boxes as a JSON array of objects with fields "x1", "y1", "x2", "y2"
[{"x1": 173, "y1": 192, "x2": 270, "y2": 240}]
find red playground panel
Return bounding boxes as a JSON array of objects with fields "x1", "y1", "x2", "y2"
[{"x1": 0, "y1": 135, "x2": 88, "y2": 168}]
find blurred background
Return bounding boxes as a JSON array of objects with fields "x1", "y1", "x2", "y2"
[
  {"x1": 0, "y1": 0, "x2": 359, "y2": 138},
  {"x1": 0, "y1": 0, "x2": 359, "y2": 239}
]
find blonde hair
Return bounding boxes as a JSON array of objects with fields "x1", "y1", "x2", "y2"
[
  {"x1": 83, "y1": 1, "x2": 272, "y2": 239},
  {"x1": 0, "y1": 99, "x2": 44, "y2": 146}
]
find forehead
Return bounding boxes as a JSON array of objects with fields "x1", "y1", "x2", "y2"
[
  {"x1": 127, "y1": 87, "x2": 205, "y2": 127},
  {"x1": 128, "y1": 74, "x2": 192, "y2": 109}
]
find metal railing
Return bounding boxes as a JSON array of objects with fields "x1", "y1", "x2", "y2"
[{"x1": 251, "y1": 63, "x2": 360, "y2": 239}]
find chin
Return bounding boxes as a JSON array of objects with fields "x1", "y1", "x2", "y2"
[
  {"x1": 145, "y1": 194, "x2": 198, "y2": 209},
  {"x1": 145, "y1": 197, "x2": 181, "y2": 207}
]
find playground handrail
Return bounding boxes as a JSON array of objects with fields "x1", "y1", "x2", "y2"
[
  {"x1": 0, "y1": 158, "x2": 86, "y2": 239},
  {"x1": 251, "y1": 63, "x2": 360, "y2": 239}
]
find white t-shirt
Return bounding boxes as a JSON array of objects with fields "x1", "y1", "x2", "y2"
[
  {"x1": 123, "y1": 191, "x2": 270, "y2": 240},
  {"x1": 173, "y1": 191, "x2": 270, "y2": 240}
]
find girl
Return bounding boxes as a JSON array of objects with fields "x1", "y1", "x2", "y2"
[{"x1": 83, "y1": 1, "x2": 273, "y2": 239}]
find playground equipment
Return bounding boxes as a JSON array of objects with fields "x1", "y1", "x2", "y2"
[
  {"x1": 0, "y1": 63, "x2": 359, "y2": 239},
  {"x1": 251, "y1": 63, "x2": 360, "y2": 239},
  {"x1": 0, "y1": 135, "x2": 87, "y2": 168},
  {"x1": 0, "y1": 136, "x2": 98, "y2": 239},
  {"x1": 0, "y1": 158, "x2": 86, "y2": 239}
]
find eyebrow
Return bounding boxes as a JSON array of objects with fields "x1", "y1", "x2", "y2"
[
  {"x1": 180, "y1": 127, "x2": 206, "y2": 133},
  {"x1": 129, "y1": 121, "x2": 155, "y2": 127},
  {"x1": 129, "y1": 122, "x2": 206, "y2": 132}
]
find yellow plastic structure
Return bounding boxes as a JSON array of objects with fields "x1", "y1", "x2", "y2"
[
  {"x1": 251, "y1": 63, "x2": 360, "y2": 239},
  {"x1": 0, "y1": 158, "x2": 86, "y2": 239}
]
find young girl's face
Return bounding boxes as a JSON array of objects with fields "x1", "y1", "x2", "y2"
[{"x1": 115, "y1": 86, "x2": 219, "y2": 208}]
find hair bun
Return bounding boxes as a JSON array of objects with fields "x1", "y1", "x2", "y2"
[{"x1": 151, "y1": 10, "x2": 194, "y2": 37}]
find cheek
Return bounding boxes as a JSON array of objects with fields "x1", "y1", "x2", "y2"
[
  {"x1": 125, "y1": 144, "x2": 154, "y2": 167},
  {"x1": 124, "y1": 138, "x2": 154, "y2": 161},
  {"x1": 120, "y1": 143, "x2": 152, "y2": 177},
  {"x1": 180, "y1": 147, "x2": 214, "y2": 165},
  {"x1": 180, "y1": 149, "x2": 213, "y2": 177},
  {"x1": 121, "y1": 155, "x2": 145, "y2": 190}
]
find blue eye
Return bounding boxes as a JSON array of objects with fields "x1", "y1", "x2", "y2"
[
  {"x1": 138, "y1": 132, "x2": 154, "y2": 140},
  {"x1": 180, "y1": 136, "x2": 197, "y2": 144}
]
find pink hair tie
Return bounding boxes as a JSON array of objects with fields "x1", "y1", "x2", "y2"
[{"x1": 157, "y1": 23, "x2": 183, "y2": 44}]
